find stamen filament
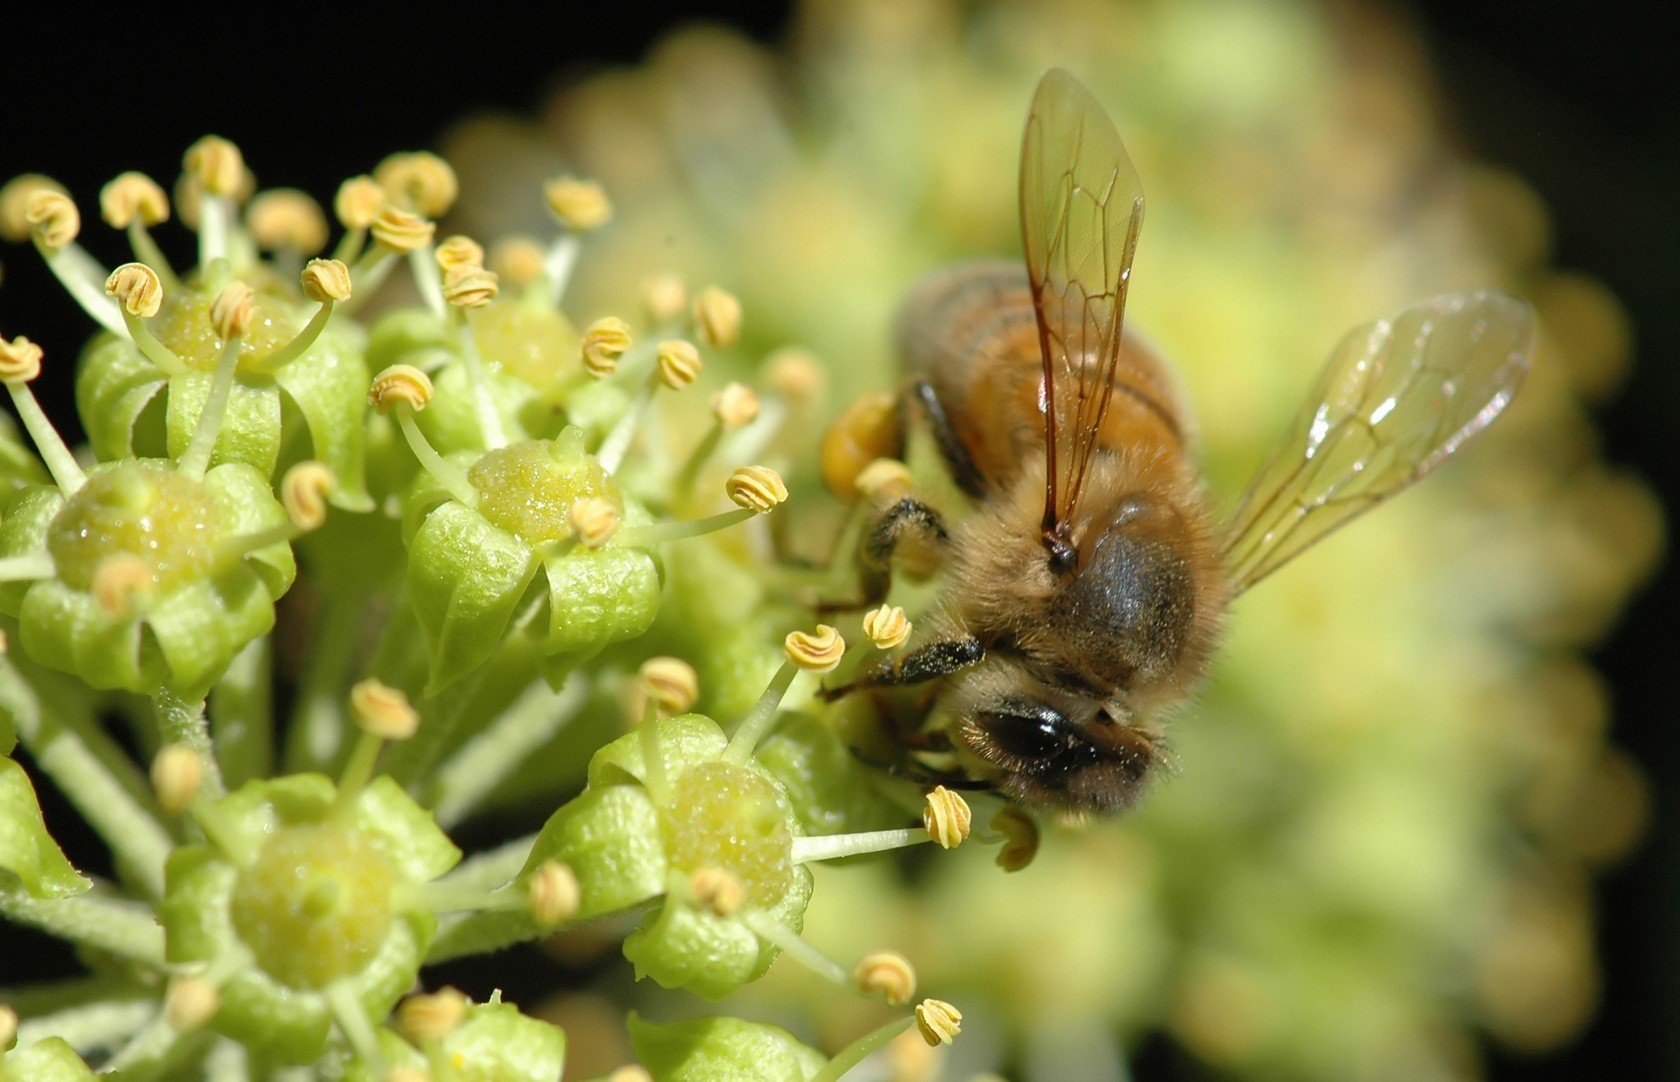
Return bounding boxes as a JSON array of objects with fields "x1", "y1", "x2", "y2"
[
  {"x1": 324, "y1": 981, "x2": 384, "y2": 1073},
  {"x1": 178, "y1": 337, "x2": 243, "y2": 480},
  {"x1": 809, "y1": 1017, "x2": 918, "y2": 1082},
  {"x1": 452, "y1": 313, "x2": 508, "y2": 449},
  {"x1": 189, "y1": 798, "x2": 257, "y2": 867},
  {"x1": 618, "y1": 508, "x2": 756, "y2": 547},
  {"x1": 723, "y1": 660, "x2": 798, "y2": 763},
  {"x1": 5, "y1": 382, "x2": 86, "y2": 492},
  {"x1": 216, "y1": 523, "x2": 298, "y2": 564},
  {"x1": 198, "y1": 195, "x2": 232, "y2": 269},
  {"x1": 414, "y1": 882, "x2": 522, "y2": 914},
  {"x1": 596, "y1": 371, "x2": 659, "y2": 474},
  {"x1": 411, "y1": 245, "x2": 446, "y2": 316},
  {"x1": 792, "y1": 827, "x2": 926, "y2": 865},
  {"x1": 126, "y1": 223, "x2": 180, "y2": 292},
  {"x1": 0, "y1": 552, "x2": 55, "y2": 582},
  {"x1": 544, "y1": 232, "x2": 580, "y2": 306},
  {"x1": 673, "y1": 421, "x2": 725, "y2": 501},
  {"x1": 119, "y1": 308, "x2": 188, "y2": 376},
  {"x1": 638, "y1": 699, "x2": 671, "y2": 805},
  {"x1": 37, "y1": 240, "x2": 125, "y2": 336},
  {"x1": 243, "y1": 301, "x2": 335, "y2": 375},
  {"x1": 395, "y1": 409, "x2": 477, "y2": 506},
  {"x1": 334, "y1": 728, "x2": 383, "y2": 808},
  {"x1": 340, "y1": 247, "x2": 397, "y2": 315},
  {"x1": 738, "y1": 908, "x2": 849, "y2": 986},
  {"x1": 333, "y1": 226, "x2": 367, "y2": 263}
]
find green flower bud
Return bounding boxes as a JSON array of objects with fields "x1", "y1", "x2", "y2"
[
  {"x1": 0, "y1": 1036, "x2": 97, "y2": 1082},
  {"x1": 0, "y1": 460, "x2": 294, "y2": 698},
  {"x1": 627, "y1": 1013, "x2": 826, "y2": 1082},
  {"x1": 157, "y1": 773, "x2": 460, "y2": 1062},
  {"x1": 0, "y1": 758, "x2": 89, "y2": 899}
]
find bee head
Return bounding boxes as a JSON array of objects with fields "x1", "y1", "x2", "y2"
[{"x1": 961, "y1": 697, "x2": 1164, "y2": 813}]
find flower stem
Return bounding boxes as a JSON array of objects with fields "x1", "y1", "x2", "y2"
[
  {"x1": 431, "y1": 833, "x2": 537, "y2": 893},
  {"x1": 152, "y1": 690, "x2": 226, "y2": 801},
  {"x1": 0, "y1": 890, "x2": 166, "y2": 967},
  {"x1": 210, "y1": 637, "x2": 273, "y2": 787},
  {"x1": 431, "y1": 677, "x2": 585, "y2": 828},
  {"x1": 14, "y1": 997, "x2": 155, "y2": 1063}
]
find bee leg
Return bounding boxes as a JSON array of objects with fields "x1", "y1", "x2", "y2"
[
  {"x1": 854, "y1": 494, "x2": 950, "y2": 602},
  {"x1": 820, "y1": 636, "x2": 983, "y2": 700},
  {"x1": 909, "y1": 380, "x2": 987, "y2": 499},
  {"x1": 846, "y1": 745, "x2": 992, "y2": 791}
]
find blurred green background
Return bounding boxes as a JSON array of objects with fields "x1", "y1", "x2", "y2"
[{"x1": 2, "y1": 2, "x2": 1675, "y2": 1079}]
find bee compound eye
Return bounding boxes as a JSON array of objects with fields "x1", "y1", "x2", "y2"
[{"x1": 973, "y1": 699, "x2": 1069, "y2": 762}]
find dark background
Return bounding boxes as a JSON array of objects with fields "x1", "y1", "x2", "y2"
[{"x1": 1, "y1": 3, "x2": 1674, "y2": 1078}]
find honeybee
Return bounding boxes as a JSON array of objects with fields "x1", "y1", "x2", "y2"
[{"x1": 820, "y1": 68, "x2": 1535, "y2": 814}]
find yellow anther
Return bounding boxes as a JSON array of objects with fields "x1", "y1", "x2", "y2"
[
  {"x1": 334, "y1": 175, "x2": 386, "y2": 229},
  {"x1": 165, "y1": 977, "x2": 221, "y2": 1030},
  {"x1": 300, "y1": 257, "x2": 353, "y2": 303},
  {"x1": 853, "y1": 950, "x2": 917, "y2": 1005},
  {"x1": 855, "y1": 458, "x2": 915, "y2": 502},
  {"x1": 692, "y1": 285, "x2": 742, "y2": 348},
  {"x1": 209, "y1": 281, "x2": 255, "y2": 339},
  {"x1": 569, "y1": 497, "x2": 621, "y2": 548},
  {"x1": 527, "y1": 859, "x2": 581, "y2": 928},
  {"x1": 861, "y1": 605, "x2": 912, "y2": 650},
  {"x1": 91, "y1": 553, "x2": 154, "y2": 619},
  {"x1": 726, "y1": 465, "x2": 787, "y2": 513},
  {"x1": 711, "y1": 382, "x2": 761, "y2": 429},
  {"x1": 374, "y1": 151, "x2": 458, "y2": 218},
  {"x1": 368, "y1": 364, "x2": 433, "y2": 412},
  {"x1": 184, "y1": 136, "x2": 245, "y2": 197},
  {"x1": 349, "y1": 677, "x2": 419, "y2": 741},
  {"x1": 26, "y1": 190, "x2": 80, "y2": 249},
  {"x1": 281, "y1": 461, "x2": 336, "y2": 530},
  {"x1": 641, "y1": 273, "x2": 687, "y2": 323},
  {"x1": 822, "y1": 392, "x2": 900, "y2": 502},
  {"x1": 991, "y1": 806, "x2": 1041, "y2": 872},
  {"x1": 442, "y1": 263, "x2": 499, "y2": 309},
  {"x1": 784, "y1": 625, "x2": 845, "y2": 673},
  {"x1": 688, "y1": 866, "x2": 745, "y2": 918},
  {"x1": 370, "y1": 206, "x2": 435, "y2": 253},
  {"x1": 0, "y1": 175, "x2": 67, "y2": 241},
  {"x1": 580, "y1": 317, "x2": 632, "y2": 377},
  {"x1": 396, "y1": 987, "x2": 470, "y2": 1044},
  {"x1": 105, "y1": 262, "x2": 165, "y2": 318},
  {"x1": 386, "y1": 1068, "x2": 433, "y2": 1082},
  {"x1": 608, "y1": 1068, "x2": 652, "y2": 1082},
  {"x1": 0, "y1": 336, "x2": 44, "y2": 384},
  {"x1": 922, "y1": 786, "x2": 972, "y2": 849},
  {"x1": 638, "y1": 656, "x2": 699, "y2": 717},
  {"x1": 434, "y1": 234, "x2": 485, "y2": 275},
  {"x1": 246, "y1": 189, "x2": 329, "y2": 254},
  {"x1": 151, "y1": 744, "x2": 205, "y2": 814},
  {"x1": 489, "y1": 235, "x2": 545, "y2": 290},
  {"x1": 543, "y1": 175, "x2": 611, "y2": 231},
  {"x1": 0, "y1": 1003, "x2": 15, "y2": 1052},
  {"x1": 100, "y1": 172, "x2": 170, "y2": 228},
  {"x1": 914, "y1": 999, "x2": 962, "y2": 1047},
  {"x1": 656, "y1": 339, "x2": 702, "y2": 389},
  {"x1": 762, "y1": 347, "x2": 826, "y2": 404}
]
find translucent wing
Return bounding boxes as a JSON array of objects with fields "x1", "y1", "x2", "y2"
[
  {"x1": 1020, "y1": 68, "x2": 1145, "y2": 557},
  {"x1": 1223, "y1": 291, "x2": 1535, "y2": 594}
]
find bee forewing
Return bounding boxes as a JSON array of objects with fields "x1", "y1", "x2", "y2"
[{"x1": 1223, "y1": 290, "x2": 1536, "y2": 594}]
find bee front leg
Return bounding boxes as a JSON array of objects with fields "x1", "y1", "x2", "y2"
[
  {"x1": 908, "y1": 380, "x2": 987, "y2": 499},
  {"x1": 820, "y1": 636, "x2": 983, "y2": 700},
  {"x1": 815, "y1": 494, "x2": 952, "y2": 612}
]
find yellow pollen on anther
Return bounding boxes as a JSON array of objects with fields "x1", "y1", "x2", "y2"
[
  {"x1": 396, "y1": 987, "x2": 470, "y2": 1044},
  {"x1": 688, "y1": 866, "x2": 745, "y2": 917},
  {"x1": 105, "y1": 262, "x2": 165, "y2": 318},
  {"x1": 543, "y1": 175, "x2": 612, "y2": 231},
  {"x1": 762, "y1": 347, "x2": 826, "y2": 404},
  {"x1": 580, "y1": 317, "x2": 631, "y2": 377},
  {"x1": 638, "y1": 656, "x2": 699, "y2": 717},
  {"x1": 692, "y1": 285, "x2": 742, "y2": 348},
  {"x1": 91, "y1": 553, "x2": 155, "y2": 619},
  {"x1": 568, "y1": 497, "x2": 621, "y2": 548},
  {"x1": 922, "y1": 787, "x2": 972, "y2": 849},
  {"x1": 374, "y1": 152, "x2": 459, "y2": 218},
  {"x1": 855, "y1": 459, "x2": 915, "y2": 502},
  {"x1": 784, "y1": 625, "x2": 845, "y2": 673},
  {"x1": 527, "y1": 859, "x2": 582, "y2": 928},
  {"x1": 100, "y1": 172, "x2": 170, "y2": 228},
  {"x1": 711, "y1": 382, "x2": 761, "y2": 429},
  {"x1": 862, "y1": 605, "x2": 913, "y2": 650},
  {"x1": 247, "y1": 189, "x2": 329, "y2": 254},
  {"x1": 726, "y1": 465, "x2": 787, "y2": 513},
  {"x1": 368, "y1": 364, "x2": 433, "y2": 413},
  {"x1": 334, "y1": 175, "x2": 386, "y2": 229},
  {"x1": 641, "y1": 273, "x2": 687, "y2": 323},
  {"x1": 151, "y1": 744, "x2": 205, "y2": 814},
  {"x1": 165, "y1": 977, "x2": 221, "y2": 1030},
  {"x1": 656, "y1": 339, "x2": 702, "y2": 389},
  {"x1": 442, "y1": 263, "x2": 499, "y2": 308},
  {"x1": 209, "y1": 281, "x2": 255, "y2": 339},
  {"x1": 370, "y1": 206, "x2": 435, "y2": 253},
  {"x1": 184, "y1": 136, "x2": 245, "y2": 197},
  {"x1": 608, "y1": 1067, "x2": 653, "y2": 1082},
  {"x1": 0, "y1": 336, "x2": 44, "y2": 384},
  {"x1": 854, "y1": 950, "x2": 917, "y2": 1005},
  {"x1": 914, "y1": 999, "x2": 962, "y2": 1047},
  {"x1": 0, "y1": 174, "x2": 68, "y2": 241},
  {"x1": 26, "y1": 190, "x2": 80, "y2": 249},
  {"x1": 281, "y1": 461, "x2": 336, "y2": 531},
  {"x1": 349, "y1": 677, "x2": 419, "y2": 741},
  {"x1": 300, "y1": 258, "x2": 353, "y2": 303},
  {"x1": 434, "y1": 235, "x2": 485, "y2": 275},
  {"x1": 489, "y1": 235, "x2": 545, "y2": 289}
]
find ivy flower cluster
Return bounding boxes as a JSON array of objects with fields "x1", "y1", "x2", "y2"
[{"x1": 0, "y1": 138, "x2": 997, "y2": 1080}]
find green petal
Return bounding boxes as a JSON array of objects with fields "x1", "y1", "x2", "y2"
[
  {"x1": 627, "y1": 1013, "x2": 826, "y2": 1082},
  {"x1": 406, "y1": 501, "x2": 534, "y2": 693},
  {"x1": 419, "y1": 361, "x2": 542, "y2": 454},
  {"x1": 214, "y1": 965, "x2": 333, "y2": 1063},
  {"x1": 437, "y1": 996, "x2": 568, "y2": 1082},
  {"x1": 588, "y1": 713, "x2": 728, "y2": 790},
  {"x1": 0, "y1": 757, "x2": 90, "y2": 899},
  {"x1": 164, "y1": 370, "x2": 282, "y2": 475},
  {"x1": 204, "y1": 460, "x2": 297, "y2": 599},
  {"x1": 0, "y1": 486, "x2": 64, "y2": 616},
  {"x1": 542, "y1": 545, "x2": 662, "y2": 658},
  {"x1": 17, "y1": 581, "x2": 156, "y2": 695},
  {"x1": 145, "y1": 570, "x2": 275, "y2": 700},
  {"x1": 527, "y1": 783, "x2": 668, "y2": 920},
  {"x1": 622, "y1": 865, "x2": 812, "y2": 1001},
  {"x1": 350, "y1": 776, "x2": 461, "y2": 883},
  {"x1": 0, "y1": 1036, "x2": 98, "y2": 1082},
  {"x1": 273, "y1": 332, "x2": 374, "y2": 510},
  {"x1": 158, "y1": 844, "x2": 235, "y2": 965},
  {"x1": 755, "y1": 714, "x2": 907, "y2": 837},
  {"x1": 74, "y1": 335, "x2": 165, "y2": 461}
]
